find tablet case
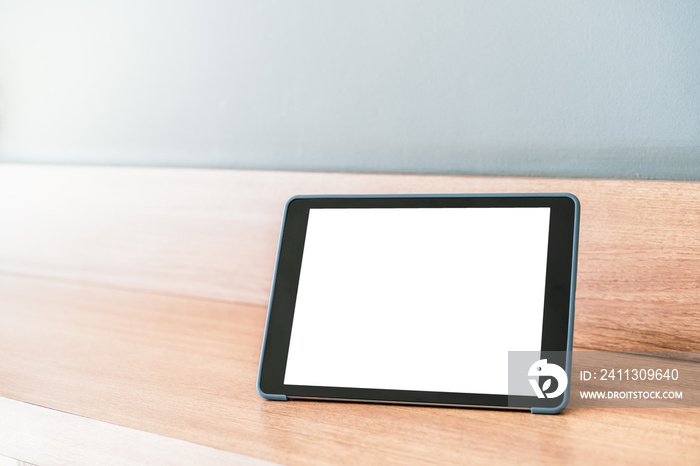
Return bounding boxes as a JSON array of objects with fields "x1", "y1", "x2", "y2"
[{"x1": 257, "y1": 193, "x2": 580, "y2": 414}]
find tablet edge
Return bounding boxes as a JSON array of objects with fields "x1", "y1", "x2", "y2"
[
  {"x1": 256, "y1": 197, "x2": 303, "y2": 401},
  {"x1": 531, "y1": 193, "x2": 580, "y2": 414}
]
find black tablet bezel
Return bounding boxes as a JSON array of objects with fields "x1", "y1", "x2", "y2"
[{"x1": 258, "y1": 194, "x2": 579, "y2": 411}]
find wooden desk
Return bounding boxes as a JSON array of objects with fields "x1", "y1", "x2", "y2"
[{"x1": 0, "y1": 165, "x2": 698, "y2": 464}]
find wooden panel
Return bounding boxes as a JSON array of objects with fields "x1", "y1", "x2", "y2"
[
  {"x1": 0, "y1": 398, "x2": 275, "y2": 466},
  {"x1": 0, "y1": 274, "x2": 697, "y2": 465},
  {"x1": 1, "y1": 164, "x2": 699, "y2": 351}
]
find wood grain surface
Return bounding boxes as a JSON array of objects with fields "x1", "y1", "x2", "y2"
[
  {"x1": 1, "y1": 274, "x2": 698, "y2": 465},
  {"x1": 0, "y1": 397, "x2": 275, "y2": 466},
  {"x1": 1, "y1": 165, "x2": 699, "y2": 464},
  {"x1": 1, "y1": 165, "x2": 698, "y2": 352}
]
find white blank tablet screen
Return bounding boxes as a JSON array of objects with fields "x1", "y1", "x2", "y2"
[{"x1": 284, "y1": 207, "x2": 550, "y2": 395}]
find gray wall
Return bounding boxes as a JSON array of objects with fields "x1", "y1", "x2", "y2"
[{"x1": 1, "y1": 1, "x2": 699, "y2": 180}]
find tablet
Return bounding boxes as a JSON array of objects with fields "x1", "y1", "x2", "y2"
[{"x1": 257, "y1": 194, "x2": 580, "y2": 413}]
